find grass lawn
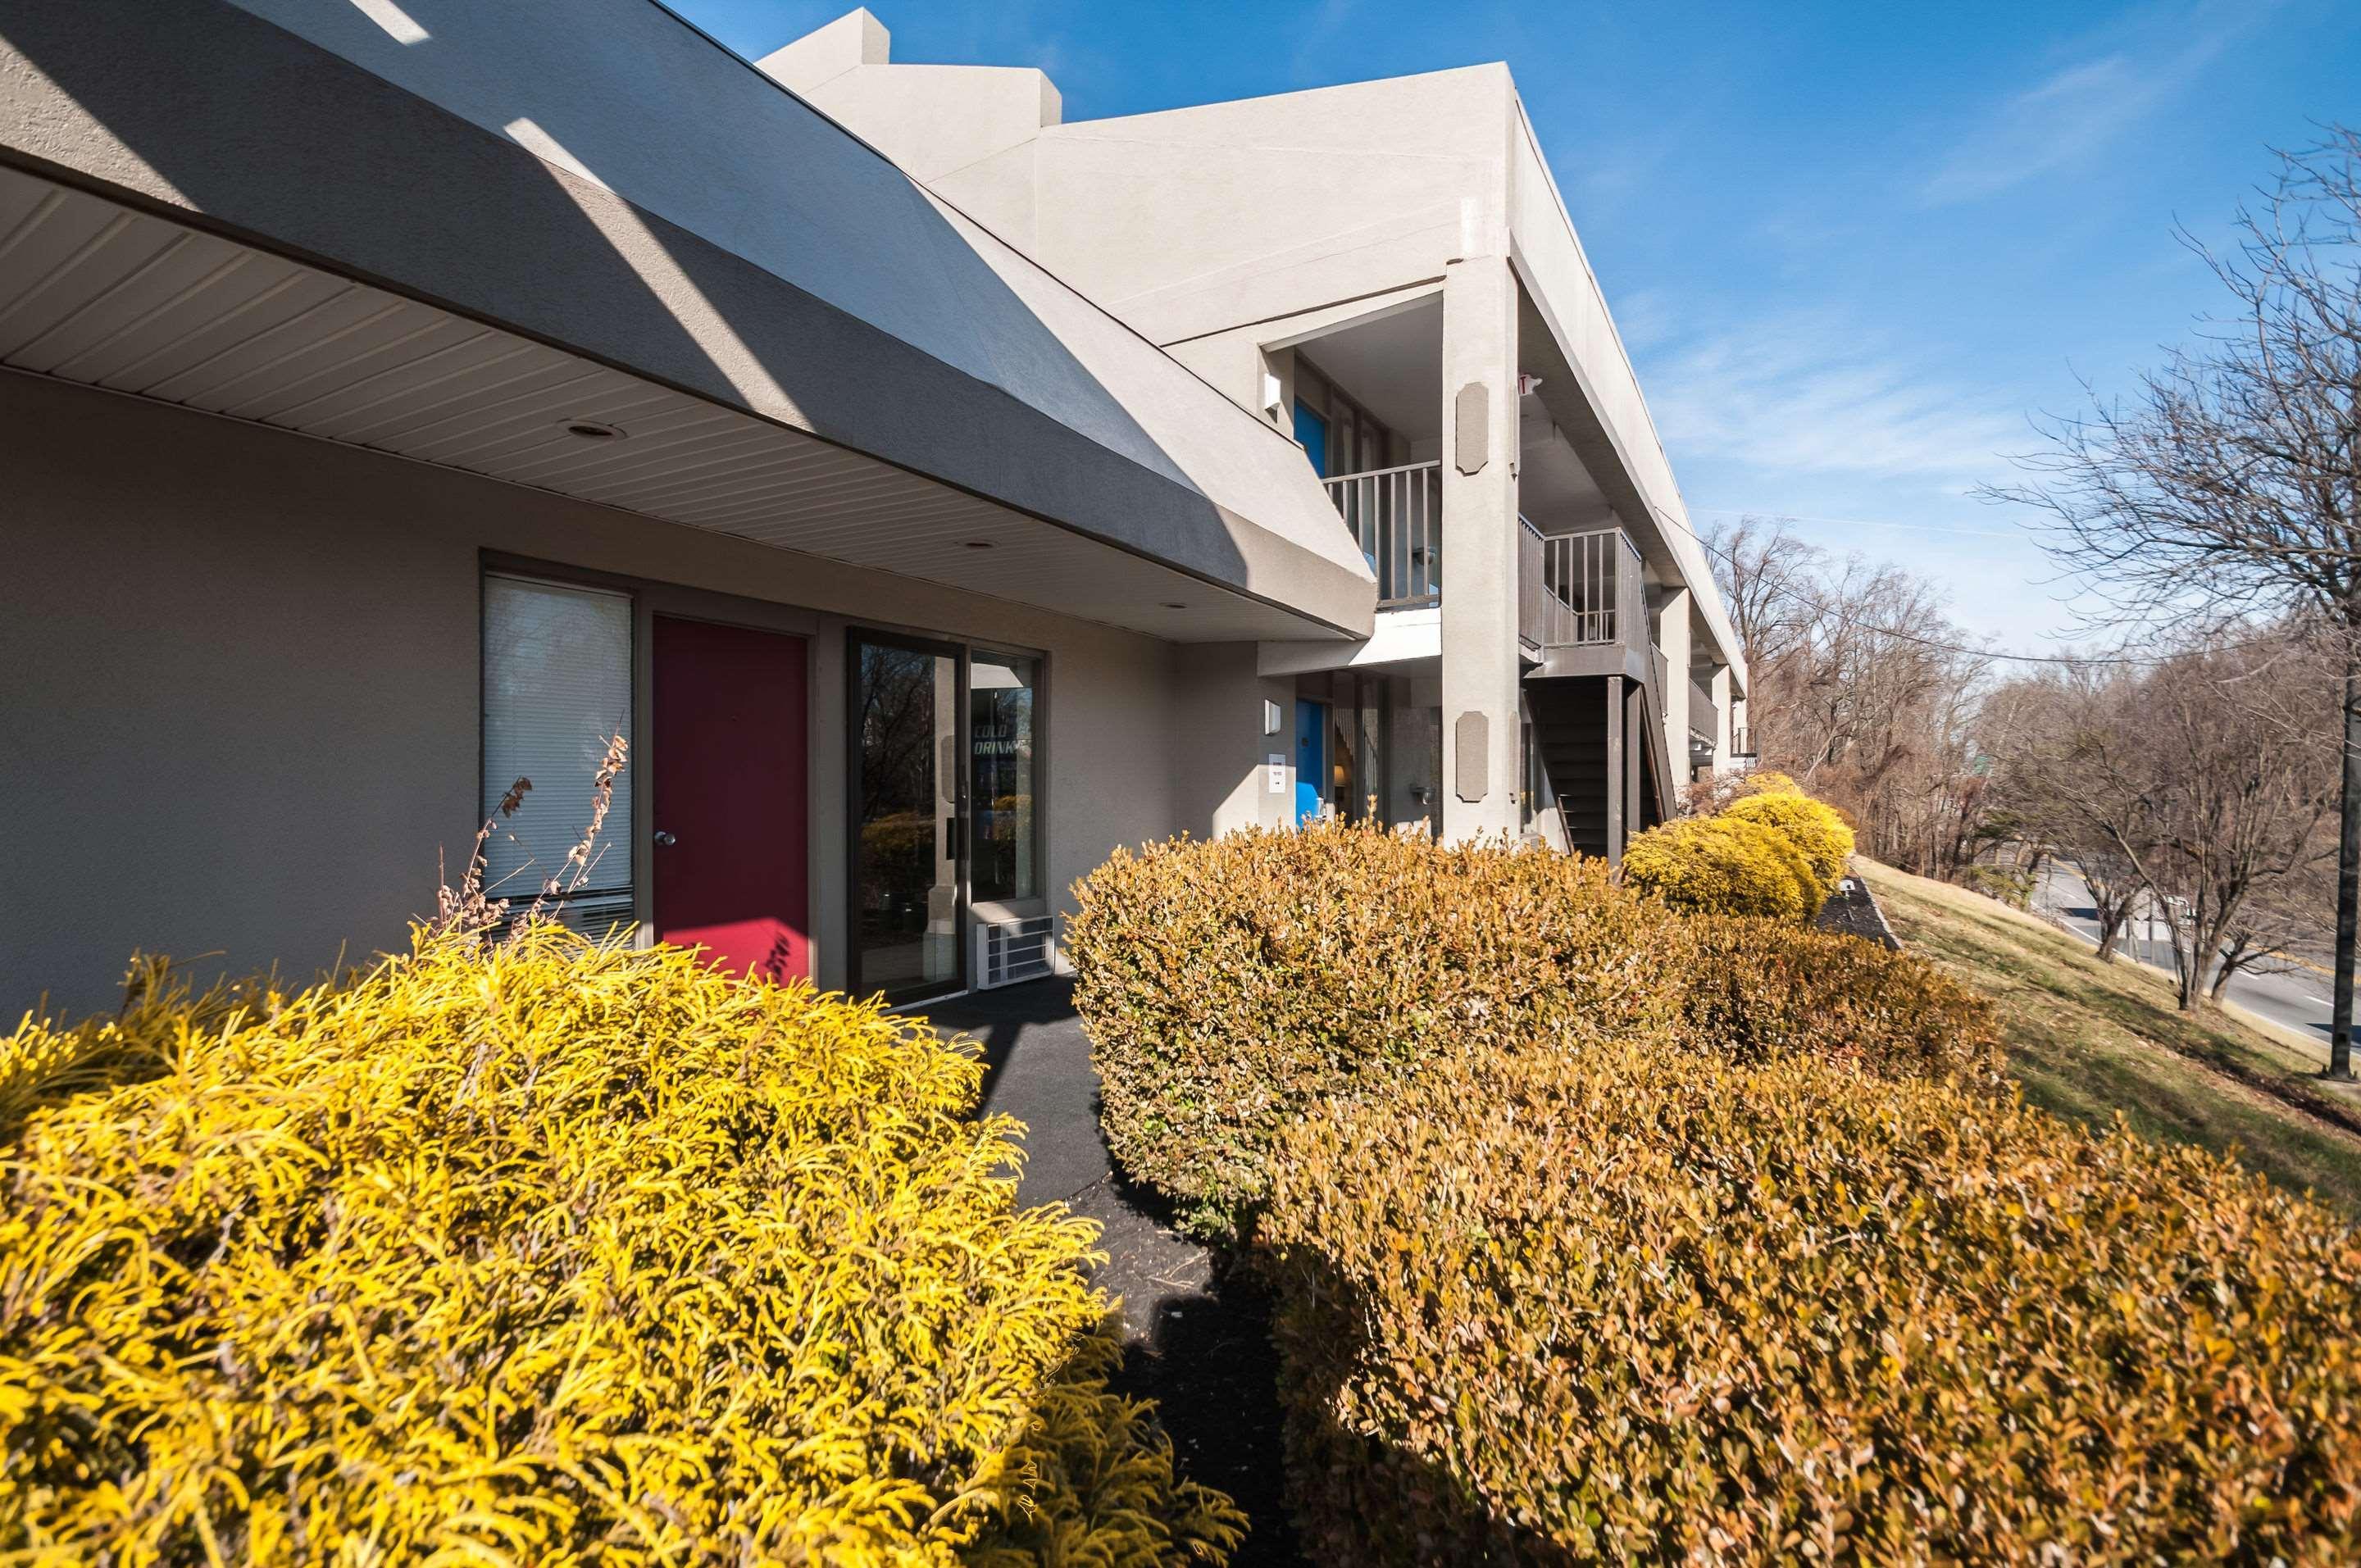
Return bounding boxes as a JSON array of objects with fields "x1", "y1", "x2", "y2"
[{"x1": 1857, "y1": 857, "x2": 2361, "y2": 1216}]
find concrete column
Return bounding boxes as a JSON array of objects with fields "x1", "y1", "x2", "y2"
[
  {"x1": 1655, "y1": 584, "x2": 1694, "y2": 794},
  {"x1": 1438, "y1": 256, "x2": 1522, "y2": 844},
  {"x1": 1710, "y1": 666, "x2": 1734, "y2": 772}
]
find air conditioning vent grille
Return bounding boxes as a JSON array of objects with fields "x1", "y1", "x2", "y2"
[{"x1": 978, "y1": 915, "x2": 1055, "y2": 989}]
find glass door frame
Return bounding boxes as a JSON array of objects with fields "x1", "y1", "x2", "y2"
[
  {"x1": 845, "y1": 627, "x2": 971, "y2": 1006},
  {"x1": 964, "y1": 641, "x2": 1045, "y2": 910}
]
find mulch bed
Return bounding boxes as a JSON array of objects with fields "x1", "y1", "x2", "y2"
[{"x1": 1815, "y1": 870, "x2": 1903, "y2": 949}]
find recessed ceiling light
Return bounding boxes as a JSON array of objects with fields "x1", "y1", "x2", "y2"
[
  {"x1": 562, "y1": 419, "x2": 625, "y2": 440},
  {"x1": 962, "y1": 539, "x2": 994, "y2": 549}
]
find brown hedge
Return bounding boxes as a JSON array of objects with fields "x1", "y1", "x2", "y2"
[
  {"x1": 1264, "y1": 1033, "x2": 2361, "y2": 1565},
  {"x1": 1678, "y1": 913, "x2": 2004, "y2": 1089},
  {"x1": 1064, "y1": 820, "x2": 1684, "y2": 1242}
]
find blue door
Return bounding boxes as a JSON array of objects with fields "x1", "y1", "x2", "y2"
[
  {"x1": 1292, "y1": 400, "x2": 1328, "y2": 476},
  {"x1": 1294, "y1": 699, "x2": 1326, "y2": 825}
]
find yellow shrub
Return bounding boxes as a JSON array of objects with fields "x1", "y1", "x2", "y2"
[
  {"x1": 0, "y1": 929, "x2": 1241, "y2": 1566},
  {"x1": 1621, "y1": 813, "x2": 1819, "y2": 920},
  {"x1": 1736, "y1": 768, "x2": 1803, "y2": 796},
  {"x1": 1722, "y1": 788, "x2": 1854, "y2": 902},
  {"x1": 1264, "y1": 1032, "x2": 2361, "y2": 1565}
]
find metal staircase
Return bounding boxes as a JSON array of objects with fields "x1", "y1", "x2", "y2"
[{"x1": 1519, "y1": 521, "x2": 1675, "y2": 861}]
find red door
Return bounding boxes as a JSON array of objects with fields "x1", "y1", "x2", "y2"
[{"x1": 652, "y1": 616, "x2": 810, "y2": 984}]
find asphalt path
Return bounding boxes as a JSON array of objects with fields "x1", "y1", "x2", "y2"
[{"x1": 2032, "y1": 862, "x2": 2341, "y2": 1067}]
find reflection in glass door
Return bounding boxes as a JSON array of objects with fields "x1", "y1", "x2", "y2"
[
  {"x1": 849, "y1": 634, "x2": 965, "y2": 1004},
  {"x1": 969, "y1": 652, "x2": 1038, "y2": 902}
]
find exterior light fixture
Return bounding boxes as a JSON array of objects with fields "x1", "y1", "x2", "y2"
[{"x1": 562, "y1": 419, "x2": 625, "y2": 440}]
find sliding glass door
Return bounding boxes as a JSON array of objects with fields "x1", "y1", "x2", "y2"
[{"x1": 848, "y1": 633, "x2": 966, "y2": 1004}]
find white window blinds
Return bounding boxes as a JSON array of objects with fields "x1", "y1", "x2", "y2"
[{"x1": 480, "y1": 575, "x2": 633, "y2": 927}]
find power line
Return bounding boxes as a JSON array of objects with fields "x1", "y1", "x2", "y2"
[
  {"x1": 1688, "y1": 506, "x2": 2027, "y2": 542},
  {"x1": 1659, "y1": 505, "x2": 2271, "y2": 667}
]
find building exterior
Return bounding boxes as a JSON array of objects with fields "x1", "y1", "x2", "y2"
[
  {"x1": 0, "y1": 1, "x2": 1743, "y2": 1023},
  {"x1": 776, "y1": 11, "x2": 1750, "y2": 856}
]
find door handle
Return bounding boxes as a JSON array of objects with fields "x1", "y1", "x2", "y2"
[{"x1": 653, "y1": 830, "x2": 677, "y2": 848}]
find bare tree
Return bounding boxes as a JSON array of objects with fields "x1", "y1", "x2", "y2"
[
  {"x1": 1711, "y1": 515, "x2": 1824, "y2": 673},
  {"x1": 2081, "y1": 847, "x2": 2146, "y2": 961},
  {"x1": 2215, "y1": 864, "x2": 2331, "y2": 1002},
  {"x1": 1708, "y1": 517, "x2": 1993, "y2": 877},
  {"x1": 1986, "y1": 665, "x2": 2176, "y2": 962},
  {"x1": 1986, "y1": 128, "x2": 2361, "y2": 1072},
  {"x1": 2138, "y1": 638, "x2": 2337, "y2": 1008},
  {"x1": 1985, "y1": 634, "x2": 2336, "y2": 1010}
]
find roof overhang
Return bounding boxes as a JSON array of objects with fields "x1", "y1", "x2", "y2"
[{"x1": 0, "y1": 0, "x2": 1374, "y2": 641}]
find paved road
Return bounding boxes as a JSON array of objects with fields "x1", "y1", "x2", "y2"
[{"x1": 2032, "y1": 863, "x2": 2342, "y2": 1066}]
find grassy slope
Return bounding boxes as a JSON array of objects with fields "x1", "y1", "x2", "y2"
[{"x1": 1856, "y1": 858, "x2": 2361, "y2": 1216}]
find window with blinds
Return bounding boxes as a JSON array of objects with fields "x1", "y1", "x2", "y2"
[{"x1": 480, "y1": 574, "x2": 635, "y2": 935}]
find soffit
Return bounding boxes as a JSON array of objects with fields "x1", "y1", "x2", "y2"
[{"x1": 0, "y1": 165, "x2": 1317, "y2": 642}]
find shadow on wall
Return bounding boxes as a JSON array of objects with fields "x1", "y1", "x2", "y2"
[{"x1": 2, "y1": 0, "x2": 1255, "y2": 582}]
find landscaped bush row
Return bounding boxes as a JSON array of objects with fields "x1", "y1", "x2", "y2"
[
  {"x1": 1263, "y1": 1032, "x2": 2361, "y2": 1563},
  {"x1": 1683, "y1": 912, "x2": 2004, "y2": 1089},
  {"x1": 1065, "y1": 823, "x2": 1685, "y2": 1241},
  {"x1": 1072, "y1": 820, "x2": 2361, "y2": 1559},
  {"x1": 1069, "y1": 820, "x2": 1986, "y2": 1243},
  {"x1": 0, "y1": 929, "x2": 1241, "y2": 1565},
  {"x1": 1624, "y1": 773, "x2": 1858, "y2": 920}
]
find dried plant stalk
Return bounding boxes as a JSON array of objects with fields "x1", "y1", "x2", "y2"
[
  {"x1": 431, "y1": 776, "x2": 531, "y2": 943},
  {"x1": 517, "y1": 733, "x2": 628, "y2": 939}
]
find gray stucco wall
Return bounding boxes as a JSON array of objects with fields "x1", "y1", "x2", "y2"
[
  {"x1": 2, "y1": 373, "x2": 1236, "y2": 1020},
  {"x1": 1164, "y1": 643, "x2": 1298, "y2": 839}
]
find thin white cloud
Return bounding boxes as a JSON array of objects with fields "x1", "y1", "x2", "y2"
[
  {"x1": 1645, "y1": 311, "x2": 2023, "y2": 488},
  {"x1": 1604, "y1": 284, "x2": 1678, "y2": 352},
  {"x1": 1288, "y1": 0, "x2": 1360, "y2": 83},
  {"x1": 1920, "y1": 0, "x2": 2272, "y2": 207}
]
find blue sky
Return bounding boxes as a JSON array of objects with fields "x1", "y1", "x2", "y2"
[{"x1": 675, "y1": 0, "x2": 2361, "y2": 654}]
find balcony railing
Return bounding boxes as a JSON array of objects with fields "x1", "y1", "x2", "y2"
[
  {"x1": 1521, "y1": 521, "x2": 1645, "y2": 650},
  {"x1": 1324, "y1": 460, "x2": 1441, "y2": 610},
  {"x1": 1688, "y1": 675, "x2": 1717, "y2": 746}
]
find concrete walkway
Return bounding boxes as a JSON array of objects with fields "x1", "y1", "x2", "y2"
[
  {"x1": 918, "y1": 979, "x2": 1300, "y2": 1564},
  {"x1": 921, "y1": 979, "x2": 1217, "y2": 1340}
]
